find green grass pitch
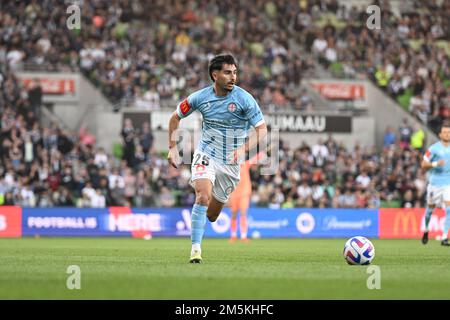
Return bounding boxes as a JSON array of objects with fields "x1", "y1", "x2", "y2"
[{"x1": 0, "y1": 238, "x2": 449, "y2": 299}]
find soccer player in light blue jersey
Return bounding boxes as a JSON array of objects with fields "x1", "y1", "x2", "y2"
[
  {"x1": 167, "y1": 54, "x2": 267, "y2": 263},
  {"x1": 421, "y1": 122, "x2": 450, "y2": 246}
]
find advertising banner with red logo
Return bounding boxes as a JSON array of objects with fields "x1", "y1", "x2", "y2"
[
  {"x1": 20, "y1": 77, "x2": 76, "y2": 95},
  {"x1": 312, "y1": 83, "x2": 365, "y2": 100},
  {"x1": 0, "y1": 206, "x2": 22, "y2": 238},
  {"x1": 4, "y1": 207, "x2": 446, "y2": 239},
  {"x1": 16, "y1": 73, "x2": 79, "y2": 102},
  {"x1": 379, "y1": 208, "x2": 446, "y2": 239}
]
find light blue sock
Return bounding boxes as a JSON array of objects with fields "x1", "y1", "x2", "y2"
[
  {"x1": 191, "y1": 204, "x2": 207, "y2": 248},
  {"x1": 424, "y1": 206, "x2": 434, "y2": 232},
  {"x1": 443, "y1": 207, "x2": 450, "y2": 240}
]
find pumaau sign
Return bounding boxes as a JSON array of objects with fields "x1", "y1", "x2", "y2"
[{"x1": 265, "y1": 114, "x2": 352, "y2": 133}]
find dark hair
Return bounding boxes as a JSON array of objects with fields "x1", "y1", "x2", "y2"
[
  {"x1": 440, "y1": 121, "x2": 450, "y2": 133},
  {"x1": 208, "y1": 54, "x2": 237, "y2": 82}
]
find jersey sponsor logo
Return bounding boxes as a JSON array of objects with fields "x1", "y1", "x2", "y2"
[
  {"x1": 180, "y1": 99, "x2": 191, "y2": 115},
  {"x1": 227, "y1": 103, "x2": 236, "y2": 113}
]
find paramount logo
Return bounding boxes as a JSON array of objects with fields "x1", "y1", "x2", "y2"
[
  {"x1": 248, "y1": 217, "x2": 288, "y2": 229},
  {"x1": 322, "y1": 216, "x2": 372, "y2": 230},
  {"x1": 108, "y1": 213, "x2": 162, "y2": 232}
]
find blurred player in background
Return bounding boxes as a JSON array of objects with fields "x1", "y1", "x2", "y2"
[
  {"x1": 168, "y1": 54, "x2": 267, "y2": 263},
  {"x1": 229, "y1": 151, "x2": 265, "y2": 242},
  {"x1": 421, "y1": 122, "x2": 450, "y2": 246},
  {"x1": 229, "y1": 159, "x2": 252, "y2": 242}
]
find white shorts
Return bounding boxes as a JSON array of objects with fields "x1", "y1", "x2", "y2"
[
  {"x1": 190, "y1": 149, "x2": 240, "y2": 203},
  {"x1": 426, "y1": 184, "x2": 450, "y2": 208}
]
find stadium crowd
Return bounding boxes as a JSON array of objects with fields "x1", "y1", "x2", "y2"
[
  {"x1": 2, "y1": 0, "x2": 447, "y2": 121},
  {"x1": 0, "y1": 0, "x2": 446, "y2": 209},
  {"x1": 0, "y1": 65, "x2": 430, "y2": 209},
  {"x1": 0, "y1": 0, "x2": 317, "y2": 111},
  {"x1": 305, "y1": 0, "x2": 449, "y2": 132}
]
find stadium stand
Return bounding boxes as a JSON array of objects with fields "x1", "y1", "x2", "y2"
[
  {"x1": 306, "y1": 0, "x2": 449, "y2": 133},
  {"x1": 0, "y1": 0, "x2": 318, "y2": 111},
  {"x1": 0, "y1": 66, "x2": 428, "y2": 209},
  {"x1": 0, "y1": 0, "x2": 447, "y2": 209}
]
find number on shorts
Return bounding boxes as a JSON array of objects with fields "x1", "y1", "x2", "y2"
[{"x1": 194, "y1": 154, "x2": 210, "y2": 166}]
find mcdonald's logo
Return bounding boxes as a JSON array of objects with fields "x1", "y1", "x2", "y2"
[
  {"x1": 393, "y1": 211, "x2": 418, "y2": 236},
  {"x1": 379, "y1": 208, "x2": 446, "y2": 239}
]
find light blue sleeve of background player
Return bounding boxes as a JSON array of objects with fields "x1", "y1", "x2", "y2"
[{"x1": 426, "y1": 143, "x2": 450, "y2": 187}]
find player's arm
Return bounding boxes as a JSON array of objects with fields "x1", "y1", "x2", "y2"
[
  {"x1": 168, "y1": 96, "x2": 198, "y2": 168},
  {"x1": 243, "y1": 122, "x2": 268, "y2": 155},
  {"x1": 421, "y1": 149, "x2": 444, "y2": 171},
  {"x1": 232, "y1": 95, "x2": 267, "y2": 163},
  {"x1": 168, "y1": 111, "x2": 181, "y2": 168},
  {"x1": 230, "y1": 123, "x2": 267, "y2": 164}
]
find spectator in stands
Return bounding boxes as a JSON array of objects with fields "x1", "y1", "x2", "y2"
[
  {"x1": 91, "y1": 189, "x2": 106, "y2": 208},
  {"x1": 123, "y1": 167, "x2": 136, "y2": 205},
  {"x1": 356, "y1": 171, "x2": 371, "y2": 190},
  {"x1": 81, "y1": 181, "x2": 96, "y2": 207},
  {"x1": 139, "y1": 121, "x2": 153, "y2": 157},
  {"x1": 398, "y1": 118, "x2": 413, "y2": 149},
  {"x1": 27, "y1": 79, "x2": 42, "y2": 120},
  {"x1": 159, "y1": 186, "x2": 175, "y2": 207},
  {"x1": 383, "y1": 126, "x2": 397, "y2": 147},
  {"x1": 94, "y1": 147, "x2": 109, "y2": 169},
  {"x1": 121, "y1": 118, "x2": 135, "y2": 167},
  {"x1": 410, "y1": 124, "x2": 426, "y2": 152},
  {"x1": 311, "y1": 138, "x2": 329, "y2": 167},
  {"x1": 1, "y1": 0, "x2": 318, "y2": 111},
  {"x1": 108, "y1": 168, "x2": 125, "y2": 190},
  {"x1": 56, "y1": 187, "x2": 75, "y2": 207},
  {"x1": 297, "y1": 179, "x2": 312, "y2": 203},
  {"x1": 0, "y1": 1, "x2": 442, "y2": 210}
]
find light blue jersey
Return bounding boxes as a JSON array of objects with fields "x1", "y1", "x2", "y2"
[
  {"x1": 424, "y1": 141, "x2": 450, "y2": 187},
  {"x1": 176, "y1": 85, "x2": 265, "y2": 164}
]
